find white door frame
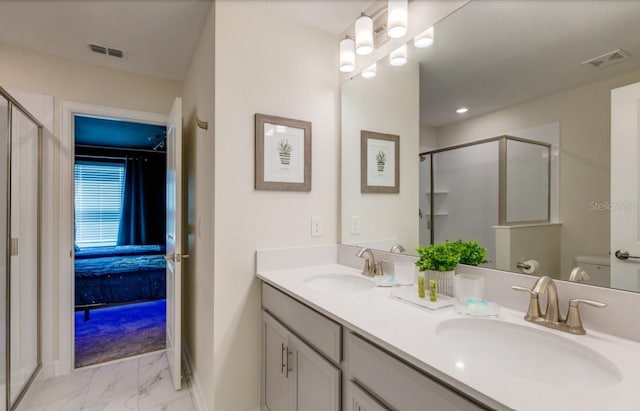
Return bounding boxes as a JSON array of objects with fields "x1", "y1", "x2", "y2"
[{"x1": 57, "y1": 101, "x2": 167, "y2": 375}]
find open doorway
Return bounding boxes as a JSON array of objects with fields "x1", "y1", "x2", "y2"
[{"x1": 73, "y1": 115, "x2": 167, "y2": 368}]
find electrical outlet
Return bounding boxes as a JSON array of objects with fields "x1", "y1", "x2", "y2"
[
  {"x1": 351, "y1": 216, "x2": 360, "y2": 235},
  {"x1": 311, "y1": 216, "x2": 323, "y2": 237}
]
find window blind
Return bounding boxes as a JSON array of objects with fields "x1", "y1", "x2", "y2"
[{"x1": 74, "y1": 160, "x2": 126, "y2": 247}]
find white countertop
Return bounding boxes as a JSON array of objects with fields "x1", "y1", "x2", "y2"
[{"x1": 257, "y1": 263, "x2": 640, "y2": 411}]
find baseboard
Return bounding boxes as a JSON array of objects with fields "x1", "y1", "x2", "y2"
[{"x1": 183, "y1": 345, "x2": 209, "y2": 411}]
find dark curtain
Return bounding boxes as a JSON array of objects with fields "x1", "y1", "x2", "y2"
[{"x1": 117, "y1": 156, "x2": 166, "y2": 245}]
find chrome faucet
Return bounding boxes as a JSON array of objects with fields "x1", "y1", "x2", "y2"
[
  {"x1": 390, "y1": 244, "x2": 406, "y2": 253},
  {"x1": 356, "y1": 248, "x2": 381, "y2": 277},
  {"x1": 512, "y1": 276, "x2": 606, "y2": 335}
]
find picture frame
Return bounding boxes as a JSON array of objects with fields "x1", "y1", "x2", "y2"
[
  {"x1": 255, "y1": 113, "x2": 312, "y2": 191},
  {"x1": 361, "y1": 130, "x2": 400, "y2": 193}
]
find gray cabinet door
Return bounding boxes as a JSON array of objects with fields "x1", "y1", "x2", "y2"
[
  {"x1": 290, "y1": 333, "x2": 341, "y2": 411},
  {"x1": 263, "y1": 313, "x2": 291, "y2": 411},
  {"x1": 346, "y1": 381, "x2": 391, "y2": 411}
]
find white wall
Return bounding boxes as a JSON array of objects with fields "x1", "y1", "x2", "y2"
[
  {"x1": 436, "y1": 68, "x2": 640, "y2": 279},
  {"x1": 181, "y1": 4, "x2": 215, "y2": 410},
  {"x1": 420, "y1": 125, "x2": 437, "y2": 152},
  {"x1": 341, "y1": 61, "x2": 420, "y2": 252},
  {"x1": 0, "y1": 45, "x2": 181, "y2": 116},
  {"x1": 214, "y1": 2, "x2": 340, "y2": 410},
  {"x1": 0, "y1": 44, "x2": 181, "y2": 377},
  {"x1": 494, "y1": 223, "x2": 561, "y2": 277}
]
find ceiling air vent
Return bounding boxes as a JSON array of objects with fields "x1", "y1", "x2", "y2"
[
  {"x1": 582, "y1": 49, "x2": 630, "y2": 69},
  {"x1": 88, "y1": 44, "x2": 107, "y2": 55},
  {"x1": 107, "y1": 48, "x2": 124, "y2": 58},
  {"x1": 88, "y1": 43, "x2": 125, "y2": 59}
]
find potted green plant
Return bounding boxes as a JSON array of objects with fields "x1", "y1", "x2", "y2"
[
  {"x1": 277, "y1": 138, "x2": 293, "y2": 165},
  {"x1": 415, "y1": 242, "x2": 461, "y2": 295},
  {"x1": 376, "y1": 150, "x2": 387, "y2": 172},
  {"x1": 453, "y1": 240, "x2": 488, "y2": 266}
]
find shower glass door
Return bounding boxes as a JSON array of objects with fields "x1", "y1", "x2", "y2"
[
  {"x1": 432, "y1": 141, "x2": 500, "y2": 266},
  {"x1": 0, "y1": 96, "x2": 8, "y2": 411},
  {"x1": 8, "y1": 104, "x2": 39, "y2": 407}
]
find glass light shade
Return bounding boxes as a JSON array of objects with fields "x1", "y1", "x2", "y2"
[
  {"x1": 414, "y1": 26, "x2": 434, "y2": 48},
  {"x1": 361, "y1": 63, "x2": 377, "y2": 79},
  {"x1": 390, "y1": 44, "x2": 407, "y2": 66},
  {"x1": 355, "y1": 15, "x2": 374, "y2": 56},
  {"x1": 387, "y1": 0, "x2": 408, "y2": 38},
  {"x1": 340, "y1": 38, "x2": 356, "y2": 72}
]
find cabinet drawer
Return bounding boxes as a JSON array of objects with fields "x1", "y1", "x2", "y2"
[
  {"x1": 344, "y1": 332, "x2": 487, "y2": 411},
  {"x1": 262, "y1": 283, "x2": 341, "y2": 364}
]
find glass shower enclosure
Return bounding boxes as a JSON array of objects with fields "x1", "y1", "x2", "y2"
[
  {"x1": 419, "y1": 135, "x2": 551, "y2": 268},
  {"x1": 0, "y1": 87, "x2": 42, "y2": 411}
]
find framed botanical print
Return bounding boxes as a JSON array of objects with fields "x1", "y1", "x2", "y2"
[
  {"x1": 361, "y1": 130, "x2": 399, "y2": 193},
  {"x1": 255, "y1": 113, "x2": 311, "y2": 191}
]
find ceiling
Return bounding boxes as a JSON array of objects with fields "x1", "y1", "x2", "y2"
[
  {"x1": 0, "y1": 0, "x2": 213, "y2": 81},
  {"x1": 0, "y1": 0, "x2": 374, "y2": 81},
  {"x1": 75, "y1": 115, "x2": 166, "y2": 151},
  {"x1": 251, "y1": 0, "x2": 375, "y2": 35},
  {"x1": 418, "y1": 1, "x2": 640, "y2": 128}
]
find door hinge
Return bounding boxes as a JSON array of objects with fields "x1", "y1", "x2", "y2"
[{"x1": 9, "y1": 238, "x2": 18, "y2": 256}]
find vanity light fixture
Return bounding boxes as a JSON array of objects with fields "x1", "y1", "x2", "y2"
[
  {"x1": 390, "y1": 44, "x2": 407, "y2": 66},
  {"x1": 414, "y1": 26, "x2": 434, "y2": 48},
  {"x1": 340, "y1": 36, "x2": 356, "y2": 72},
  {"x1": 387, "y1": 0, "x2": 408, "y2": 38},
  {"x1": 355, "y1": 13, "x2": 374, "y2": 56},
  {"x1": 361, "y1": 63, "x2": 377, "y2": 79},
  {"x1": 456, "y1": 107, "x2": 469, "y2": 114}
]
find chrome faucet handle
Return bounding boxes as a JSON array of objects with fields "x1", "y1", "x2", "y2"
[
  {"x1": 512, "y1": 286, "x2": 542, "y2": 321},
  {"x1": 564, "y1": 299, "x2": 607, "y2": 335}
]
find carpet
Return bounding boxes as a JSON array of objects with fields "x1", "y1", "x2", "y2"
[{"x1": 75, "y1": 299, "x2": 166, "y2": 368}]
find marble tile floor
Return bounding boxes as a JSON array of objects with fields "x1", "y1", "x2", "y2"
[{"x1": 25, "y1": 351, "x2": 195, "y2": 411}]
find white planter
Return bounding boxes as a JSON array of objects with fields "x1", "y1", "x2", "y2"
[{"x1": 420, "y1": 269, "x2": 456, "y2": 296}]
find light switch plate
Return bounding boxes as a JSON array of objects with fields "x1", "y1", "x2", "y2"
[{"x1": 311, "y1": 216, "x2": 323, "y2": 237}]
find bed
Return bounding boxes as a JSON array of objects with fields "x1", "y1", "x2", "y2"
[{"x1": 75, "y1": 245, "x2": 166, "y2": 320}]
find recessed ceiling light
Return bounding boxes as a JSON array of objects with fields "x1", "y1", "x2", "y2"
[{"x1": 456, "y1": 107, "x2": 469, "y2": 114}]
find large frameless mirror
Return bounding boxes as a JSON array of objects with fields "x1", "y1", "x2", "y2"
[{"x1": 340, "y1": 1, "x2": 640, "y2": 293}]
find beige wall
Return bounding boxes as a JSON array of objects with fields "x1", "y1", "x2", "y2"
[
  {"x1": 420, "y1": 125, "x2": 437, "y2": 151},
  {"x1": 0, "y1": 44, "x2": 181, "y2": 376},
  {"x1": 213, "y1": 1, "x2": 340, "y2": 409},
  {"x1": 436, "y1": 68, "x2": 640, "y2": 279},
  {"x1": 341, "y1": 61, "x2": 420, "y2": 252},
  {"x1": 181, "y1": 5, "x2": 215, "y2": 410},
  {"x1": 0, "y1": 44, "x2": 181, "y2": 118}
]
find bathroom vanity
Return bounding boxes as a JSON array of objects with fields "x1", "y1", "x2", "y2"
[
  {"x1": 261, "y1": 282, "x2": 485, "y2": 411},
  {"x1": 257, "y1": 252, "x2": 640, "y2": 411}
]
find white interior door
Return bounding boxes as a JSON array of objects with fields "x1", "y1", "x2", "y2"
[
  {"x1": 611, "y1": 81, "x2": 640, "y2": 291},
  {"x1": 166, "y1": 97, "x2": 183, "y2": 390}
]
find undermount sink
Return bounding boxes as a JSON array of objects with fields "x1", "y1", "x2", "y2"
[
  {"x1": 304, "y1": 273, "x2": 375, "y2": 292},
  {"x1": 436, "y1": 318, "x2": 622, "y2": 388}
]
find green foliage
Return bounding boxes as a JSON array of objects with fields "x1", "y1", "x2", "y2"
[
  {"x1": 452, "y1": 240, "x2": 488, "y2": 266},
  {"x1": 376, "y1": 150, "x2": 387, "y2": 162},
  {"x1": 415, "y1": 242, "x2": 461, "y2": 272},
  {"x1": 277, "y1": 138, "x2": 293, "y2": 155}
]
